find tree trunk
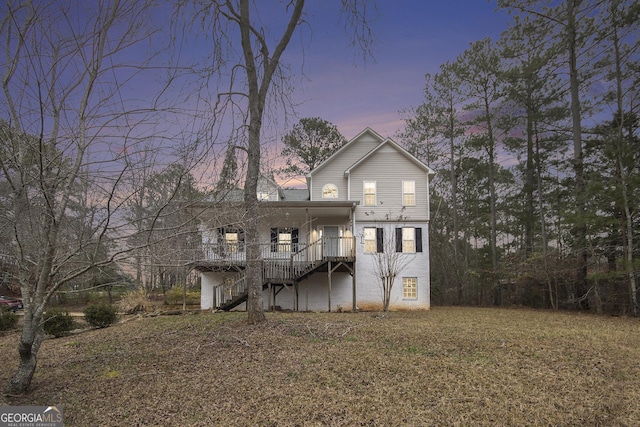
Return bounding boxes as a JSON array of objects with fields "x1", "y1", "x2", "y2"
[
  {"x1": 484, "y1": 96, "x2": 499, "y2": 280},
  {"x1": 535, "y1": 124, "x2": 557, "y2": 310},
  {"x1": 8, "y1": 312, "x2": 44, "y2": 394},
  {"x1": 524, "y1": 84, "x2": 536, "y2": 256},
  {"x1": 236, "y1": 0, "x2": 303, "y2": 323},
  {"x1": 610, "y1": 7, "x2": 637, "y2": 316},
  {"x1": 567, "y1": 0, "x2": 589, "y2": 309}
]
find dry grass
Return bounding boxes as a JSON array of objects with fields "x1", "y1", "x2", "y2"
[{"x1": 1, "y1": 307, "x2": 639, "y2": 426}]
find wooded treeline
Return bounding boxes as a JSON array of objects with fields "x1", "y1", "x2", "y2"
[{"x1": 399, "y1": 0, "x2": 639, "y2": 315}]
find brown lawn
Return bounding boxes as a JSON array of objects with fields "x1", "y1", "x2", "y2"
[{"x1": 1, "y1": 307, "x2": 639, "y2": 426}]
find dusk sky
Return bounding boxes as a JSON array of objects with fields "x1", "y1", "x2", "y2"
[{"x1": 283, "y1": 1, "x2": 511, "y2": 140}]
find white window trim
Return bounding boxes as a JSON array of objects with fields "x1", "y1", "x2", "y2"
[
  {"x1": 402, "y1": 227, "x2": 415, "y2": 253},
  {"x1": 278, "y1": 231, "x2": 292, "y2": 252},
  {"x1": 322, "y1": 183, "x2": 338, "y2": 199},
  {"x1": 363, "y1": 227, "x2": 377, "y2": 254},
  {"x1": 363, "y1": 181, "x2": 376, "y2": 206},
  {"x1": 403, "y1": 277, "x2": 418, "y2": 299},
  {"x1": 403, "y1": 180, "x2": 415, "y2": 206}
]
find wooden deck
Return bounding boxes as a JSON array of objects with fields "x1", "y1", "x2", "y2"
[{"x1": 191, "y1": 237, "x2": 356, "y2": 310}]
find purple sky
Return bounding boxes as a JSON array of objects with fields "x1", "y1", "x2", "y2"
[{"x1": 286, "y1": 1, "x2": 511, "y2": 140}]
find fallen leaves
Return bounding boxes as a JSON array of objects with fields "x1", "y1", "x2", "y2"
[{"x1": 1, "y1": 308, "x2": 638, "y2": 426}]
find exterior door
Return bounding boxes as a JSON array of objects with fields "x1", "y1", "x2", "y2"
[{"x1": 323, "y1": 226, "x2": 340, "y2": 257}]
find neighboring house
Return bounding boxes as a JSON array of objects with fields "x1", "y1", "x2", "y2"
[{"x1": 191, "y1": 128, "x2": 435, "y2": 311}]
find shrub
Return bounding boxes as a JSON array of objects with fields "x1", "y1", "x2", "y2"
[
  {"x1": 0, "y1": 308, "x2": 18, "y2": 331},
  {"x1": 118, "y1": 289, "x2": 150, "y2": 314},
  {"x1": 164, "y1": 287, "x2": 201, "y2": 306},
  {"x1": 83, "y1": 304, "x2": 118, "y2": 328},
  {"x1": 43, "y1": 309, "x2": 75, "y2": 338}
]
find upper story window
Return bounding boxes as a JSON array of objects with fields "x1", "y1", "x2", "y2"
[
  {"x1": 257, "y1": 192, "x2": 270, "y2": 201},
  {"x1": 363, "y1": 181, "x2": 376, "y2": 206},
  {"x1": 322, "y1": 183, "x2": 338, "y2": 198},
  {"x1": 403, "y1": 180, "x2": 415, "y2": 206}
]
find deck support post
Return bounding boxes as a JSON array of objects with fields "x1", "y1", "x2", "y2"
[
  {"x1": 328, "y1": 261, "x2": 332, "y2": 312},
  {"x1": 352, "y1": 259, "x2": 357, "y2": 312}
]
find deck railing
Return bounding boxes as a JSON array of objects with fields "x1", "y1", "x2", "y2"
[
  {"x1": 199, "y1": 237, "x2": 355, "y2": 265},
  {"x1": 209, "y1": 236, "x2": 355, "y2": 308}
]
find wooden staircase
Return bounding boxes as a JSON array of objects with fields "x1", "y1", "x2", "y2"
[{"x1": 213, "y1": 238, "x2": 353, "y2": 310}]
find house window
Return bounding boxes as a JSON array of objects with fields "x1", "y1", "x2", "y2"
[
  {"x1": 218, "y1": 228, "x2": 244, "y2": 253},
  {"x1": 364, "y1": 228, "x2": 376, "y2": 253},
  {"x1": 278, "y1": 231, "x2": 292, "y2": 252},
  {"x1": 364, "y1": 181, "x2": 376, "y2": 206},
  {"x1": 364, "y1": 227, "x2": 384, "y2": 253},
  {"x1": 403, "y1": 277, "x2": 417, "y2": 299},
  {"x1": 257, "y1": 192, "x2": 270, "y2": 201},
  {"x1": 225, "y1": 232, "x2": 239, "y2": 253},
  {"x1": 403, "y1": 181, "x2": 415, "y2": 206},
  {"x1": 395, "y1": 227, "x2": 423, "y2": 253},
  {"x1": 322, "y1": 183, "x2": 338, "y2": 198},
  {"x1": 271, "y1": 228, "x2": 299, "y2": 252},
  {"x1": 402, "y1": 228, "x2": 415, "y2": 253}
]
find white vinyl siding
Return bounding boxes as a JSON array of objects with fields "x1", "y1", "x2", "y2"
[
  {"x1": 309, "y1": 133, "x2": 380, "y2": 201},
  {"x1": 351, "y1": 147, "x2": 429, "y2": 222}
]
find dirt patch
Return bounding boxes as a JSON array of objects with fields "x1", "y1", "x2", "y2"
[{"x1": 1, "y1": 307, "x2": 638, "y2": 426}]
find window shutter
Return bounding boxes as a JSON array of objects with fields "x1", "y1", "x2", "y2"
[
  {"x1": 271, "y1": 228, "x2": 278, "y2": 252},
  {"x1": 376, "y1": 228, "x2": 384, "y2": 253},
  {"x1": 395, "y1": 228, "x2": 403, "y2": 252},
  {"x1": 239, "y1": 229, "x2": 245, "y2": 252},
  {"x1": 292, "y1": 228, "x2": 299, "y2": 252},
  {"x1": 416, "y1": 228, "x2": 423, "y2": 252}
]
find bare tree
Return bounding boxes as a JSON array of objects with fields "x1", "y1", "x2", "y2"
[
  {"x1": 368, "y1": 221, "x2": 413, "y2": 312},
  {"x1": 0, "y1": 0, "x2": 171, "y2": 393},
  {"x1": 189, "y1": 0, "x2": 374, "y2": 324}
]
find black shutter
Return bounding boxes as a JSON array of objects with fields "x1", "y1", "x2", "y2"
[
  {"x1": 239, "y1": 229, "x2": 245, "y2": 252},
  {"x1": 292, "y1": 228, "x2": 299, "y2": 252},
  {"x1": 271, "y1": 228, "x2": 278, "y2": 252},
  {"x1": 376, "y1": 228, "x2": 384, "y2": 253},
  {"x1": 416, "y1": 228, "x2": 423, "y2": 252},
  {"x1": 395, "y1": 228, "x2": 403, "y2": 252}
]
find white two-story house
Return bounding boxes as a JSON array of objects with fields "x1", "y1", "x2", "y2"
[{"x1": 191, "y1": 128, "x2": 435, "y2": 311}]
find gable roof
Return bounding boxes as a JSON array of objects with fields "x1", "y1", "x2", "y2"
[
  {"x1": 344, "y1": 137, "x2": 436, "y2": 178},
  {"x1": 307, "y1": 127, "x2": 386, "y2": 177}
]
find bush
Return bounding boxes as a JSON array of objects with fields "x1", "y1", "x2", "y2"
[
  {"x1": 118, "y1": 289, "x2": 150, "y2": 314},
  {"x1": 83, "y1": 304, "x2": 118, "y2": 328},
  {"x1": 0, "y1": 308, "x2": 18, "y2": 331},
  {"x1": 164, "y1": 287, "x2": 201, "y2": 306},
  {"x1": 43, "y1": 309, "x2": 75, "y2": 338}
]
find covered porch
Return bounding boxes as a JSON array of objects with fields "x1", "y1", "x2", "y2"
[{"x1": 193, "y1": 201, "x2": 360, "y2": 312}]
